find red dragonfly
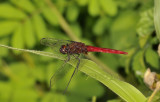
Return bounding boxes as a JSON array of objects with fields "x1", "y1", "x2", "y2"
[{"x1": 41, "y1": 38, "x2": 127, "y2": 93}]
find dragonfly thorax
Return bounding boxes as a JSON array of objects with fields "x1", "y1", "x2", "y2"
[{"x1": 59, "y1": 42, "x2": 88, "y2": 55}]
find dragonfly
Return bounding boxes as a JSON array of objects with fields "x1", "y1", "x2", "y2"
[{"x1": 40, "y1": 38, "x2": 128, "y2": 93}]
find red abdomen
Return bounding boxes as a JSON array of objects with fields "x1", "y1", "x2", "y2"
[{"x1": 86, "y1": 46, "x2": 128, "y2": 55}]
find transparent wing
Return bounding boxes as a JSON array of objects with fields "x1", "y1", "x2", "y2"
[
  {"x1": 41, "y1": 38, "x2": 70, "y2": 58},
  {"x1": 50, "y1": 59, "x2": 68, "y2": 89},
  {"x1": 49, "y1": 56, "x2": 80, "y2": 93},
  {"x1": 40, "y1": 38, "x2": 74, "y2": 49}
]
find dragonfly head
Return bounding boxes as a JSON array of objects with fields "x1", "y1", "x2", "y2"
[{"x1": 60, "y1": 45, "x2": 67, "y2": 54}]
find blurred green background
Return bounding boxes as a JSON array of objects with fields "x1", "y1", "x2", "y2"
[{"x1": 0, "y1": 0, "x2": 159, "y2": 102}]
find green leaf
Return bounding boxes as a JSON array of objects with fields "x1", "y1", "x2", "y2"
[
  {"x1": 138, "y1": 35, "x2": 150, "y2": 48},
  {"x1": 132, "y1": 51, "x2": 146, "y2": 77},
  {"x1": 67, "y1": 95, "x2": 87, "y2": 102},
  {"x1": 10, "y1": 0, "x2": 35, "y2": 13},
  {"x1": 46, "y1": 30, "x2": 69, "y2": 39},
  {"x1": 154, "y1": 0, "x2": 160, "y2": 41},
  {"x1": 110, "y1": 10, "x2": 139, "y2": 49},
  {"x1": 99, "y1": 0, "x2": 118, "y2": 16},
  {"x1": 70, "y1": 23, "x2": 82, "y2": 37},
  {"x1": 0, "y1": 82, "x2": 11, "y2": 102},
  {"x1": 24, "y1": 19, "x2": 36, "y2": 48},
  {"x1": 111, "y1": 11, "x2": 139, "y2": 32},
  {"x1": 137, "y1": 8, "x2": 154, "y2": 37},
  {"x1": 32, "y1": 14, "x2": 47, "y2": 40},
  {"x1": 93, "y1": 17, "x2": 111, "y2": 35},
  {"x1": 76, "y1": 0, "x2": 88, "y2": 6},
  {"x1": 0, "y1": 21, "x2": 19, "y2": 37},
  {"x1": 73, "y1": 59, "x2": 146, "y2": 102},
  {"x1": 11, "y1": 24, "x2": 24, "y2": 49},
  {"x1": 70, "y1": 74, "x2": 104, "y2": 97},
  {"x1": 145, "y1": 48, "x2": 159, "y2": 69},
  {"x1": 0, "y1": 3, "x2": 26, "y2": 19},
  {"x1": 42, "y1": 93, "x2": 67, "y2": 102},
  {"x1": 42, "y1": 6, "x2": 59, "y2": 26},
  {"x1": 12, "y1": 89, "x2": 38, "y2": 102},
  {"x1": 115, "y1": 0, "x2": 128, "y2": 9},
  {"x1": 10, "y1": 63, "x2": 28, "y2": 78},
  {"x1": 88, "y1": 0, "x2": 100, "y2": 16},
  {"x1": 100, "y1": 54, "x2": 119, "y2": 71},
  {"x1": 32, "y1": 67, "x2": 45, "y2": 81},
  {"x1": 66, "y1": 4, "x2": 79, "y2": 22},
  {"x1": 10, "y1": 63, "x2": 35, "y2": 88}
]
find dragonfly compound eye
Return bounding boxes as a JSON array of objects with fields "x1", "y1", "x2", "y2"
[{"x1": 60, "y1": 45, "x2": 67, "y2": 54}]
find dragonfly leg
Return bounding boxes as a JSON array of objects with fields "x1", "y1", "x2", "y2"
[
  {"x1": 63, "y1": 54, "x2": 80, "y2": 94},
  {"x1": 49, "y1": 54, "x2": 70, "y2": 89},
  {"x1": 73, "y1": 54, "x2": 80, "y2": 73}
]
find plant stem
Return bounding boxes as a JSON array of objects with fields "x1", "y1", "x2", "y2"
[{"x1": 148, "y1": 81, "x2": 160, "y2": 102}]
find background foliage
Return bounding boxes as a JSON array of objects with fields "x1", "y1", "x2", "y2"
[{"x1": 0, "y1": 0, "x2": 159, "y2": 102}]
